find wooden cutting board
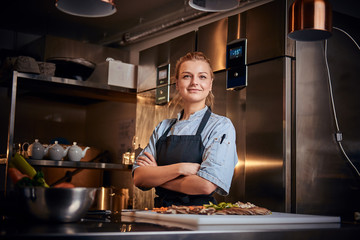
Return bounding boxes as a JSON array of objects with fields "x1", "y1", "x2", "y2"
[{"x1": 121, "y1": 210, "x2": 341, "y2": 230}]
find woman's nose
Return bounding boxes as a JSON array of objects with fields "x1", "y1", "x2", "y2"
[{"x1": 190, "y1": 76, "x2": 199, "y2": 85}]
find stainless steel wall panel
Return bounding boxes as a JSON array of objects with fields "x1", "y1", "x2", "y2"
[
  {"x1": 137, "y1": 42, "x2": 170, "y2": 92},
  {"x1": 245, "y1": 0, "x2": 286, "y2": 64},
  {"x1": 225, "y1": 88, "x2": 247, "y2": 203},
  {"x1": 227, "y1": 13, "x2": 247, "y2": 43},
  {"x1": 138, "y1": 32, "x2": 196, "y2": 91},
  {"x1": 137, "y1": 48, "x2": 158, "y2": 92},
  {"x1": 169, "y1": 32, "x2": 196, "y2": 84},
  {"x1": 295, "y1": 17, "x2": 360, "y2": 219},
  {"x1": 197, "y1": 18, "x2": 228, "y2": 72},
  {"x1": 212, "y1": 71, "x2": 227, "y2": 117},
  {"x1": 245, "y1": 58, "x2": 287, "y2": 212}
]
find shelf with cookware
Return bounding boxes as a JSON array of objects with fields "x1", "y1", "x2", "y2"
[
  {"x1": 26, "y1": 159, "x2": 130, "y2": 170},
  {"x1": 5, "y1": 71, "x2": 137, "y2": 103},
  {"x1": 2, "y1": 70, "x2": 137, "y2": 174}
]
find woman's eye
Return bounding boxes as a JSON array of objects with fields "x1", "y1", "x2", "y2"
[
  {"x1": 182, "y1": 74, "x2": 191, "y2": 79},
  {"x1": 199, "y1": 75, "x2": 207, "y2": 80}
]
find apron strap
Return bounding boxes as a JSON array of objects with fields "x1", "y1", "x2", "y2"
[
  {"x1": 195, "y1": 108, "x2": 211, "y2": 136},
  {"x1": 162, "y1": 119, "x2": 177, "y2": 137}
]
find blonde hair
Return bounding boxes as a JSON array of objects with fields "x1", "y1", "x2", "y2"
[{"x1": 173, "y1": 52, "x2": 215, "y2": 109}]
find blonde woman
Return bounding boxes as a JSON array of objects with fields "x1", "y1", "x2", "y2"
[{"x1": 133, "y1": 52, "x2": 238, "y2": 207}]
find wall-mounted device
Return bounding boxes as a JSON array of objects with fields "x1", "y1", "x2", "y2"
[
  {"x1": 156, "y1": 64, "x2": 170, "y2": 105},
  {"x1": 156, "y1": 64, "x2": 170, "y2": 86},
  {"x1": 226, "y1": 38, "x2": 247, "y2": 90}
]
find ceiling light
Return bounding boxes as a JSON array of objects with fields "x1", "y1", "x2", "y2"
[
  {"x1": 56, "y1": 0, "x2": 117, "y2": 18},
  {"x1": 288, "y1": 0, "x2": 332, "y2": 41},
  {"x1": 189, "y1": 0, "x2": 239, "y2": 12}
]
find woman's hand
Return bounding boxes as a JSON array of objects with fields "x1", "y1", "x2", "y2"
[
  {"x1": 137, "y1": 152, "x2": 199, "y2": 175},
  {"x1": 136, "y1": 152, "x2": 157, "y2": 166},
  {"x1": 177, "y1": 162, "x2": 200, "y2": 176}
]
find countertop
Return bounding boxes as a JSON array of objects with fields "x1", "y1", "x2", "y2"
[{"x1": 1, "y1": 211, "x2": 360, "y2": 240}]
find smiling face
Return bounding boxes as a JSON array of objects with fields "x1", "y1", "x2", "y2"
[{"x1": 176, "y1": 59, "x2": 213, "y2": 108}]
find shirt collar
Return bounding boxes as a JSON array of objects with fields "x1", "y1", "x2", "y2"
[{"x1": 176, "y1": 106, "x2": 208, "y2": 121}]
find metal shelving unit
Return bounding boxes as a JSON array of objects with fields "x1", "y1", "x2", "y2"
[
  {"x1": 26, "y1": 159, "x2": 129, "y2": 170},
  {"x1": 2, "y1": 71, "x2": 136, "y2": 192}
]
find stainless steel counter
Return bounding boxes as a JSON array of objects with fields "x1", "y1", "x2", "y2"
[{"x1": 1, "y1": 213, "x2": 360, "y2": 240}]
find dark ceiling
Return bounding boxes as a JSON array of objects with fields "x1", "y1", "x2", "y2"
[
  {"x1": 0, "y1": 0, "x2": 200, "y2": 46},
  {"x1": 0, "y1": 0, "x2": 359, "y2": 48}
]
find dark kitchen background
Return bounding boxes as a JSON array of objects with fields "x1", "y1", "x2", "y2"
[{"x1": 0, "y1": 0, "x2": 359, "y2": 221}]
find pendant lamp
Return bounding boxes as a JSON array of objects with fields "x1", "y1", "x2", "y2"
[
  {"x1": 56, "y1": 0, "x2": 117, "y2": 18},
  {"x1": 189, "y1": 0, "x2": 239, "y2": 12},
  {"x1": 288, "y1": 0, "x2": 332, "y2": 41}
]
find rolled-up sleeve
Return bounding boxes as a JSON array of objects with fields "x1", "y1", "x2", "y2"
[
  {"x1": 132, "y1": 119, "x2": 171, "y2": 174},
  {"x1": 197, "y1": 118, "x2": 238, "y2": 195}
]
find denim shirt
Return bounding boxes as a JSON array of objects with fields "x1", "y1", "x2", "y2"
[{"x1": 133, "y1": 106, "x2": 238, "y2": 195}]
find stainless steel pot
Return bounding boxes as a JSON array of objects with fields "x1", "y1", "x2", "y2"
[
  {"x1": 112, "y1": 188, "x2": 129, "y2": 212},
  {"x1": 92, "y1": 187, "x2": 114, "y2": 211},
  {"x1": 91, "y1": 187, "x2": 129, "y2": 212}
]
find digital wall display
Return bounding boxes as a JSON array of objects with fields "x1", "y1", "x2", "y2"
[
  {"x1": 158, "y1": 68, "x2": 168, "y2": 80},
  {"x1": 157, "y1": 64, "x2": 170, "y2": 86},
  {"x1": 229, "y1": 46, "x2": 243, "y2": 59},
  {"x1": 226, "y1": 38, "x2": 247, "y2": 90}
]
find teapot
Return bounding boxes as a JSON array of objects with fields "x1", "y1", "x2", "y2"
[
  {"x1": 27, "y1": 139, "x2": 50, "y2": 160},
  {"x1": 67, "y1": 142, "x2": 90, "y2": 162},
  {"x1": 48, "y1": 141, "x2": 70, "y2": 161}
]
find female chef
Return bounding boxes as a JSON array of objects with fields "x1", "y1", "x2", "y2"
[{"x1": 132, "y1": 52, "x2": 238, "y2": 207}]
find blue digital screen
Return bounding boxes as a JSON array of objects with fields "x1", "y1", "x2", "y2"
[{"x1": 229, "y1": 46, "x2": 242, "y2": 59}]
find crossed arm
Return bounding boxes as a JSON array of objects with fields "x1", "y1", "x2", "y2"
[{"x1": 133, "y1": 152, "x2": 217, "y2": 195}]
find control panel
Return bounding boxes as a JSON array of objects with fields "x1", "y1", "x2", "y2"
[{"x1": 226, "y1": 38, "x2": 247, "y2": 90}]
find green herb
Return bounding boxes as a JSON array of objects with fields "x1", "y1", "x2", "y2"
[
  {"x1": 15, "y1": 170, "x2": 49, "y2": 188},
  {"x1": 203, "y1": 202, "x2": 236, "y2": 210}
]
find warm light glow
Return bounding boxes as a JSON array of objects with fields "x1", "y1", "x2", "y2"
[
  {"x1": 234, "y1": 157, "x2": 283, "y2": 169},
  {"x1": 245, "y1": 159, "x2": 283, "y2": 168},
  {"x1": 314, "y1": 0, "x2": 326, "y2": 29}
]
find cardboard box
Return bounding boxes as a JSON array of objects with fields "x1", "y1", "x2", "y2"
[{"x1": 88, "y1": 60, "x2": 136, "y2": 89}]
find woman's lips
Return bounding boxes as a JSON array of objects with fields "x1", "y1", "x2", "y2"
[{"x1": 187, "y1": 88, "x2": 201, "y2": 93}]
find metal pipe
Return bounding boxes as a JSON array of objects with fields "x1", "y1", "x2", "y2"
[{"x1": 119, "y1": 11, "x2": 208, "y2": 45}]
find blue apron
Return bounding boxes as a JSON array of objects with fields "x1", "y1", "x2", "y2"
[{"x1": 154, "y1": 108, "x2": 216, "y2": 207}]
